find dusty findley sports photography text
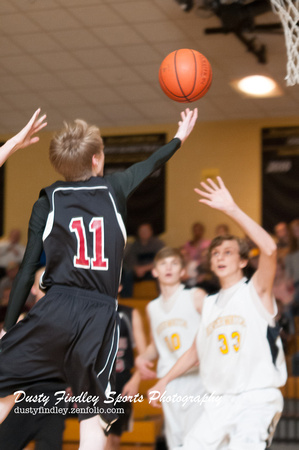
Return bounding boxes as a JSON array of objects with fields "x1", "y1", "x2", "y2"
[{"x1": 14, "y1": 389, "x2": 222, "y2": 408}]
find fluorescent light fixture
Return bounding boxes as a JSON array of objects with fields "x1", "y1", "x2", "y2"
[
  {"x1": 231, "y1": 75, "x2": 282, "y2": 97},
  {"x1": 175, "y1": 0, "x2": 194, "y2": 12}
]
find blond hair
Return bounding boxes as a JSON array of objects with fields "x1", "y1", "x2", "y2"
[
  {"x1": 154, "y1": 247, "x2": 185, "y2": 268},
  {"x1": 49, "y1": 119, "x2": 104, "y2": 181}
]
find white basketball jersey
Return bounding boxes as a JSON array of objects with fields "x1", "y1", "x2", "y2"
[
  {"x1": 196, "y1": 277, "x2": 287, "y2": 394},
  {"x1": 148, "y1": 284, "x2": 201, "y2": 378}
]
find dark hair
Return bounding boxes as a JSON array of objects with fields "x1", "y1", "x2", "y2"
[{"x1": 208, "y1": 235, "x2": 249, "y2": 264}]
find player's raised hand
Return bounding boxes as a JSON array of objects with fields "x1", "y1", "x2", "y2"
[
  {"x1": 174, "y1": 108, "x2": 198, "y2": 144},
  {"x1": 10, "y1": 108, "x2": 47, "y2": 150},
  {"x1": 0, "y1": 109, "x2": 47, "y2": 167},
  {"x1": 194, "y1": 176, "x2": 237, "y2": 214}
]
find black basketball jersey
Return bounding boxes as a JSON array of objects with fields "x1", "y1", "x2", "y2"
[
  {"x1": 115, "y1": 304, "x2": 135, "y2": 390},
  {"x1": 41, "y1": 177, "x2": 126, "y2": 299},
  {"x1": 4, "y1": 138, "x2": 181, "y2": 332}
]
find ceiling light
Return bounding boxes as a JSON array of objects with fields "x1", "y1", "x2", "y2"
[
  {"x1": 231, "y1": 75, "x2": 282, "y2": 97},
  {"x1": 175, "y1": 0, "x2": 194, "y2": 12}
]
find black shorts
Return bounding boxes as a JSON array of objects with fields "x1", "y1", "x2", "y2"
[
  {"x1": 0, "y1": 388, "x2": 66, "y2": 450},
  {"x1": 0, "y1": 285, "x2": 120, "y2": 426}
]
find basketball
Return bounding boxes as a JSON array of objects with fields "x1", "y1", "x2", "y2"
[{"x1": 159, "y1": 49, "x2": 212, "y2": 103}]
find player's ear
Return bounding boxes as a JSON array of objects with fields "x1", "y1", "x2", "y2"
[
  {"x1": 240, "y1": 259, "x2": 248, "y2": 269},
  {"x1": 152, "y1": 267, "x2": 158, "y2": 278},
  {"x1": 31, "y1": 285, "x2": 37, "y2": 296},
  {"x1": 180, "y1": 267, "x2": 186, "y2": 279},
  {"x1": 92, "y1": 152, "x2": 105, "y2": 176},
  {"x1": 92, "y1": 153, "x2": 101, "y2": 167}
]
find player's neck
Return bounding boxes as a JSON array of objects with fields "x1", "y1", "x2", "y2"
[
  {"x1": 220, "y1": 272, "x2": 244, "y2": 290},
  {"x1": 160, "y1": 282, "x2": 182, "y2": 301}
]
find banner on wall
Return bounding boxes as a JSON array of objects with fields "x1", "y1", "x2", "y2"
[
  {"x1": 262, "y1": 126, "x2": 299, "y2": 233},
  {"x1": 103, "y1": 133, "x2": 166, "y2": 236}
]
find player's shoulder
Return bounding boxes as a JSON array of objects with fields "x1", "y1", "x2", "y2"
[
  {"x1": 192, "y1": 285, "x2": 208, "y2": 296},
  {"x1": 190, "y1": 286, "x2": 207, "y2": 314},
  {"x1": 30, "y1": 193, "x2": 50, "y2": 224},
  {"x1": 178, "y1": 285, "x2": 202, "y2": 299},
  {"x1": 146, "y1": 297, "x2": 160, "y2": 314}
]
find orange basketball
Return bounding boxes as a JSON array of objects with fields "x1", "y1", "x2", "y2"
[{"x1": 159, "y1": 49, "x2": 212, "y2": 103}]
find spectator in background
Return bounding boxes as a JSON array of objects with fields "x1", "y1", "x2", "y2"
[
  {"x1": 0, "y1": 230, "x2": 25, "y2": 279},
  {"x1": 289, "y1": 219, "x2": 299, "y2": 249},
  {"x1": 273, "y1": 258, "x2": 294, "y2": 307},
  {"x1": 121, "y1": 223, "x2": 164, "y2": 297},
  {"x1": 181, "y1": 222, "x2": 211, "y2": 287},
  {"x1": 0, "y1": 262, "x2": 19, "y2": 301},
  {"x1": 276, "y1": 298, "x2": 295, "y2": 355},
  {"x1": 273, "y1": 221, "x2": 291, "y2": 261},
  {"x1": 182, "y1": 222, "x2": 211, "y2": 267},
  {"x1": 214, "y1": 223, "x2": 230, "y2": 237},
  {"x1": 0, "y1": 287, "x2": 11, "y2": 308}
]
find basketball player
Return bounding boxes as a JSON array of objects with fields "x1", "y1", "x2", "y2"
[
  {"x1": 0, "y1": 267, "x2": 67, "y2": 450},
  {"x1": 0, "y1": 108, "x2": 198, "y2": 450},
  {"x1": 136, "y1": 247, "x2": 206, "y2": 449},
  {"x1": 0, "y1": 109, "x2": 47, "y2": 167},
  {"x1": 149, "y1": 177, "x2": 287, "y2": 450}
]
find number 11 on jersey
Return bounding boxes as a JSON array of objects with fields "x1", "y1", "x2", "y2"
[{"x1": 70, "y1": 217, "x2": 108, "y2": 270}]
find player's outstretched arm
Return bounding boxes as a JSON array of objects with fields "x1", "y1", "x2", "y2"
[
  {"x1": 174, "y1": 108, "x2": 198, "y2": 144},
  {"x1": 147, "y1": 338, "x2": 199, "y2": 408},
  {"x1": 195, "y1": 176, "x2": 277, "y2": 313},
  {"x1": 111, "y1": 108, "x2": 198, "y2": 203},
  {"x1": 0, "y1": 109, "x2": 47, "y2": 167}
]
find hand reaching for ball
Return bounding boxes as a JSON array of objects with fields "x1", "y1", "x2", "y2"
[{"x1": 174, "y1": 108, "x2": 198, "y2": 144}]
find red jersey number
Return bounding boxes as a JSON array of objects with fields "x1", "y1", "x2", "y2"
[{"x1": 70, "y1": 217, "x2": 108, "y2": 270}]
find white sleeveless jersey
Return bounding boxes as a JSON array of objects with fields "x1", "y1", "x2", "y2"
[
  {"x1": 196, "y1": 278, "x2": 287, "y2": 394},
  {"x1": 148, "y1": 285, "x2": 201, "y2": 378}
]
